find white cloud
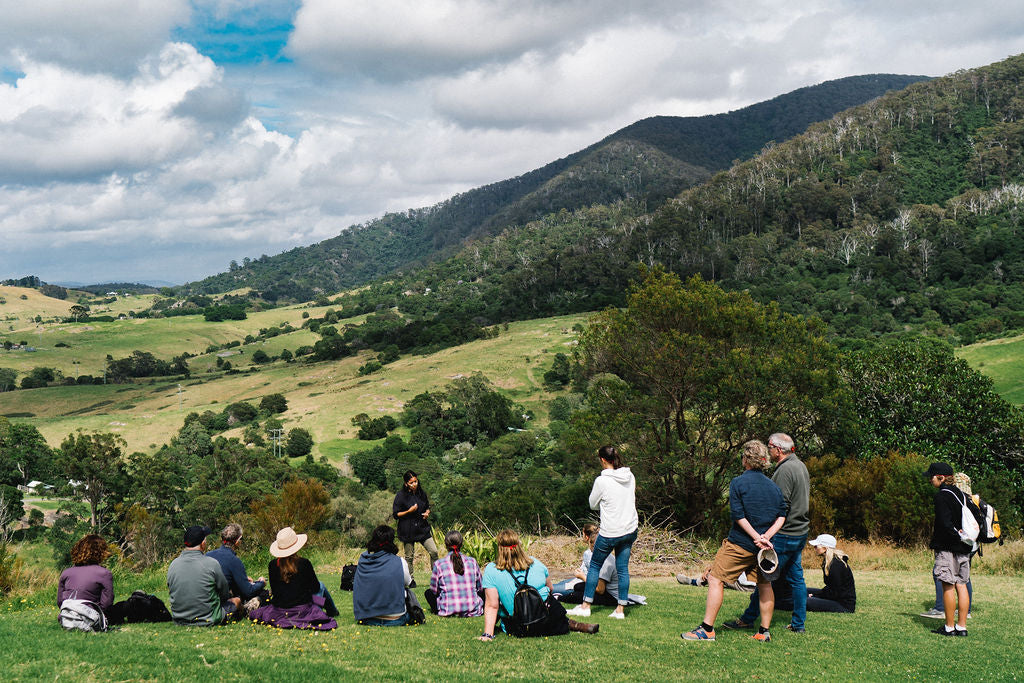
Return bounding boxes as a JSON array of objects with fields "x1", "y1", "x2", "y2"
[
  {"x1": 0, "y1": 0, "x2": 190, "y2": 75},
  {"x1": 4, "y1": 0, "x2": 1024, "y2": 283}
]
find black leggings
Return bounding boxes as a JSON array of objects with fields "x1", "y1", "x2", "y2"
[
  {"x1": 805, "y1": 589, "x2": 854, "y2": 613},
  {"x1": 555, "y1": 583, "x2": 618, "y2": 606}
]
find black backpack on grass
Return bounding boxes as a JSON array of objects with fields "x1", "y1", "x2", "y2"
[{"x1": 505, "y1": 564, "x2": 547, "y2": 637}]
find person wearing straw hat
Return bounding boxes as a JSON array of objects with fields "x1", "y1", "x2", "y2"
[
  {"x1": 167, "y1": 525, "x2": 239, "y2": 626},
  {"x1": 247, "y1": 526, "x2": 338, "y2": 630},
  {"x1": 681, "y1": 440, "x2": 786, "y2": 643}
]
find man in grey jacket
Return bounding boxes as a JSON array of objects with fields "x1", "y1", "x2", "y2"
[
  {"x1": 167, "y1": 525, "x2": 240, "y2": 626},
  {"x1": 724, "y1": 433, "x2": 811, "y2": 632}
]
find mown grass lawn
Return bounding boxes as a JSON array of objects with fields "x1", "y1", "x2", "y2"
[{"x1": 3, "y1": 571, "x2": 1022, "y2": 681}]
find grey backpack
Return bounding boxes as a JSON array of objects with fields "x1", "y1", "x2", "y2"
[{"x1": 59, "y1": 598, "x2": 108, "y2": 632}]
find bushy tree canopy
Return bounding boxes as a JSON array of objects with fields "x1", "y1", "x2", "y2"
[{"x1": 569, "y1": 268, "x2": 853, "y2": 530}]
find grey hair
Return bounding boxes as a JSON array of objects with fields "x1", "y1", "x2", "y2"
[
  {"x1": 742, "y1": 440, "x2": 770, "y2": 471},
  {"x1": 221, "y1": 523, "x2": 243, "y2": 544},
  {"x1": 768, "y1": 433, "x2": 794, "y2": 454}
]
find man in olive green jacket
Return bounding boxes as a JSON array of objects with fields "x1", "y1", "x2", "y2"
[{"x1": 167, "y1": 525, "x2": 240, "y2": 626}]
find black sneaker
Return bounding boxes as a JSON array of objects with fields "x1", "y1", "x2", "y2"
[
  {"x1": 722, "y1": 618, "x2": 753, "y2": 630},
  {"x1": 932, "y1": 626, "x2": 956, "y2": 636},
  {"x1": 953, "y1": 628, "x2": 968, "y2": 637},
  {"x1": 409, "y1": 579, "x2": 416, "y2": 588}
]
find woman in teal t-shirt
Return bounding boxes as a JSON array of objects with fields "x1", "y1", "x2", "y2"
[{"x1": 478, "y1": 529, "x2": 598, "y2": 640}]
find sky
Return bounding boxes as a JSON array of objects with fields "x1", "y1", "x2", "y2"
[{"x1": 2, "y1": 1, "x2": 1024, "y2": 286}]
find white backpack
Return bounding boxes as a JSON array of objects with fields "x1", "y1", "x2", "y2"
[
  {"x1": 59, "y1": 598, "x2": 108, "y2": 632},
  {"x1": 944, "y1": 489, "x2": 980, "y2": 549}
]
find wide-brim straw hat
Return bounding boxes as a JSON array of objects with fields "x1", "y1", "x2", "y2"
[{"x1": 270, "y1": 526, "x2": 308, "y2": 558}]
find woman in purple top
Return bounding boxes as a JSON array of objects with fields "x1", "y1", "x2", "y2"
[
  {"x1": 425, "y1": 530, "x2": 484, "y2": 617},
  {"x1": 57, "y1": 535, "x2": 114, "y2": 612}
]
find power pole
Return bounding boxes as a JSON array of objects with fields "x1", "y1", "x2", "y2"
[{"x1": 270, "y1": 429, "x2": 284, "y2": 457}]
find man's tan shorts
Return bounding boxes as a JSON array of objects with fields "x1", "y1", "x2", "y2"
[{"x1": 709, "y1": 539, "x2": 768, "y2": 585}]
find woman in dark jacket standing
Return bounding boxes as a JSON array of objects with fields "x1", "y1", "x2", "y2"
[
  {"x1": 926, "y1": 462, "x2": 980, "y2": 637},
  {"x1": 393, "y1": 470, "x2": 438, "y2": 587}
]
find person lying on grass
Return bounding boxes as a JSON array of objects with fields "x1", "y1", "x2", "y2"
[{"x1": 681, "y1": 440, "x2": 786, "y2": 643}]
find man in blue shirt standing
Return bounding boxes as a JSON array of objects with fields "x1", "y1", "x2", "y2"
[
  {"x1": 724, "y1": 433, "x2": 811, "y2": 633},
  {"x1": 682, "y1": 440, "x2": 787, "y2": 643},
  {"x1": 207, "y1": 523, "x2": 266, "y2": 609}
]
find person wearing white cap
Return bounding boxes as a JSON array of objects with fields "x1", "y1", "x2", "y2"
[
  {"x1": 804, "y1": 534, "x2": 856, "y2": 613},
  {"x1": 247, "y1": 526, "x2": 338, "y2": 630}
]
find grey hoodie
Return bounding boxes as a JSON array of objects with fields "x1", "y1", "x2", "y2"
[{"x1": 589, "y1": 467, "x2": 638, "y2": 537}]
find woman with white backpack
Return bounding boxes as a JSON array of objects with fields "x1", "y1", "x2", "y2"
[{"x1": 925, "y1": 462, "x2": 981, "y2": 637}]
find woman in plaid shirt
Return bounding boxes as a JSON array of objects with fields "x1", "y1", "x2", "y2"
[{"x1": 424, "y1": 531, "x2": 484, "y2": 617}]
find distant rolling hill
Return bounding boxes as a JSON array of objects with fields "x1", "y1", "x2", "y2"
[{"x1": 184, "y1": 74, "x2": 927, "y2": 301}]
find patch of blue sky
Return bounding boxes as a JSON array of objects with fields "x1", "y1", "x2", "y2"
[
  {"x1": 173, "y1": 1, "x2": 299, "y2": 65},
  {"x1": 1, "y1": 67, "x2": 26, "y2": 85}
]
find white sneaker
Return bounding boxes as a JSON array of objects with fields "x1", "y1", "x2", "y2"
[
  {"x1": 565, "y1": 605, "x2": 591, "y2": 617},
  {"x1": 608, "y1": 611, "x2": 625, "y2": 619}
]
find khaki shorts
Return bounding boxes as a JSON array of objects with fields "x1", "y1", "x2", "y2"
[
  {"x1": 709, "y1": 539, "x2": 769, "y2": 585},
  {"x1": 933, "y1": 550, "x2": 970, "y2": 585}
]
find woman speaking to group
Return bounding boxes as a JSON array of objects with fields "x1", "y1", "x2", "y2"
[{"x1": 393, "y1": 470, "x2": 439, "y2": 587}]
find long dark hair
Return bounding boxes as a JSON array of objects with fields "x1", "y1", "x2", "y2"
[
  {"x1": 598, "y1": 445, "x2": 623, "y2": 469},
  {"x1": 445, "y1": 530, "x2": 465, "y2": 575},
  {"x1": 403, "y1": 470, "x2": 427, "y2": 498},
  {"x1": 368, "y1": 525, "x2": 399, "y2": 555}
]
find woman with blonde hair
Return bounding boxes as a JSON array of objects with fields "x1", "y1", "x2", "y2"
[
  {"x1": 478, "y1": 529, "x2": 598, "y2": 640},
  {"x1": 804, "y1": 534, "x2": 856, "y2": 613},
  {"x1": 57, "y1": 534, "x2": 114, "y2": 614},
  {"x1": 248, "y1": 527, "x2": 338, "y2": 630}
]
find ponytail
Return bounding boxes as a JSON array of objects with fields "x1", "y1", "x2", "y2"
[
  {"x1": 598, "y1": 445, "x2": 623, "y2": 469},
  {"x1": 445, "y1": 530, "x2": 465, "y2": 575}
]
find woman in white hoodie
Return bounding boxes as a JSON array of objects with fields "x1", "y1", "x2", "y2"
[{"x1": 567, "y1": 445, "x2": 638, "y2": 619}]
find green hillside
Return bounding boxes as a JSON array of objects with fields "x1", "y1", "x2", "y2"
[
  {"x1": 343, "y1": 54, "x2": 1024, "y2": 347},
  {"x1": 182, "y1": 74, "x2": 925, "y2": 301},
  {"x1": 958, "y1": 332, "x2": 1024, "y2": 404}
]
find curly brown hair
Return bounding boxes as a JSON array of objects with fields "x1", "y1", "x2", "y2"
[{"x1": 71, "y1": 534, "x2": 110, "y2": 566}]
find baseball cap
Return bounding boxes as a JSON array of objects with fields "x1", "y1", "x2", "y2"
[
  {"x1": 183, "y1": 525, "x2": 213, "y2": 547},
  {"x1": 808, "y1": 534, "x2": 837, "y2": 549},
  {"x1": 924, "y1": 462, "x2": 954, "y2": 478}
]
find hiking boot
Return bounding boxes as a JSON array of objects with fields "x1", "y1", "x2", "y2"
[
  {"x1": 785, "y1": 624, "x2": 805, "y2": 633},
  {"x1": 676, "y1": 573, "x2": 700, "y2": 586},
  {"x1": 751, "y1": 630, "x2": 771, "y2": 642},
  {"x1": 681, "y1": 626, "x2": 715, "y2": 641},
  {"x1": 721, "y1": 618, "x2": 753, "y2": 630},
  {"x1": 568, "y1": 619, "x2": 599, "y2": 634},
  {"x1": 919, "y1": 608, "x2": 944, "y2": 619}
]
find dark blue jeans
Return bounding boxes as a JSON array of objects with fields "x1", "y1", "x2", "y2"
[
  {"x1": 582, "y1": 530, "x2": 637, "y2": 606},
  {"x1": 740, "y1": 533, "x2": 807, "y2": 629}
]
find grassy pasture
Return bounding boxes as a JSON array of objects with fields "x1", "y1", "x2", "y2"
[
  {"x1": 0, "y1": 301, "x2": 347, "y2": 379},
  {"x1": 2, "y1": 567, "x2": 1022, "y2": 681},
  {"x1": 0, "y1": 314, "x2": 586, "y2": 458},
  {"x1": 957, "y1": 332, "x2": 1024, "y2": 405}
]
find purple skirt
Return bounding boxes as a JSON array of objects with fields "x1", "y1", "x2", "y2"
[{"x1": 249, "y1": 595, "x2": 338, "y2": 630}]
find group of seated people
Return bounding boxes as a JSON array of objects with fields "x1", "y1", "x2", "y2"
[{"x1": 57, "y1": 522, "x2": 852, "y2": 637}]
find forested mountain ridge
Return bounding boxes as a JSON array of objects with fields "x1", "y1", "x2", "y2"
[
  {"x1": 182, "y1": 74, "x2": 926, "y2": 301},
  {"x1": 351, "y1": 53, "x2": 1024, "y2": 347}
]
